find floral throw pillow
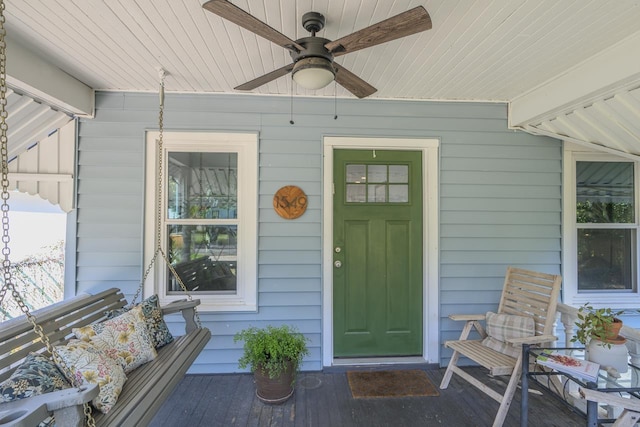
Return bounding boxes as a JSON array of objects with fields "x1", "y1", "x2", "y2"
[
  {"x1": 106, "y1": 295, "x2": 174, "y2": 348},
  {"x1": 54, "y1": 340, "x2": 127, "y2": 414},
  {"x1": 0, "y1": 352, "x2": 70, "y2": 402},
  {"x1": 73, "y1": 306, "x2": 157, "y2": 373}
]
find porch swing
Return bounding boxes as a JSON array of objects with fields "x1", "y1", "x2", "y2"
[{"x1": 0, "y1": 3, "x2": 211, "y2": 424}]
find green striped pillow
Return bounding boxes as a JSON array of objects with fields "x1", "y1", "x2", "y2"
[{"x1": 481, "y1": 311, "x2": 534, "y2": 358}]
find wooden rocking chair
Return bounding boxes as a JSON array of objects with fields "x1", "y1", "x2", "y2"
[{"x1": 440, "y1": 267, "x2": 562, "y2": 427}]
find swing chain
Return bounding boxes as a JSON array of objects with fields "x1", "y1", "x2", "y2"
[
  {"x1": 0, "y1": 3, "x2": 95, "y2": 425},
  {"x1": 129, "y1": 75, "x2": 165, "y2": 307},
  {"x1": 132, "y1": 73, "x2": 200, "y2": 327}
]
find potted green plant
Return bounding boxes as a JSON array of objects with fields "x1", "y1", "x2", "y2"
[
  {"x1": 234, "y1": 325, "x2": 309, "y2": 404},
  {"x1": 571, "y1": 304, "x2": 629, "y2": 373},
  {"x1": 571, "y1": 303, "x2": 625, "y2": 348}
]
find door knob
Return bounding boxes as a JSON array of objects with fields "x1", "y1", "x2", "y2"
[{"x1": 334, "y1": 260, "x2": 342, "y2": 268}]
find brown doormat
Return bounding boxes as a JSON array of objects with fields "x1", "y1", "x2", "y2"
[{"x1": 347, "y1": 369, "x2": 439, "y2": 398}]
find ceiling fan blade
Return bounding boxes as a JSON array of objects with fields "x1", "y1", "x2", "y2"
[
  {"x1": 203, "y1": 0, "x2": 303, "y2": 52},
  {"x1": 325, "y1": 6, "x2": 432, "y2": 57},
  {"x1": 234, "y1": 63, "x2": 295, "y2": 91},
  {"x1": 333, "y1": 63, "x2": 377, "y2": 99}
]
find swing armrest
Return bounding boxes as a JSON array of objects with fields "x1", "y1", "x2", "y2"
[
  {"x1": 161, "y1": 299, "x2": 202, "y2": 333},
  {"x1": 0, "y1": 384, "x2": 98, "y2": 427}
]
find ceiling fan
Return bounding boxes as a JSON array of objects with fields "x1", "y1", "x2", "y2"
[{"x1": 202, "y1": 0, "x2": 432, "y2": 98}]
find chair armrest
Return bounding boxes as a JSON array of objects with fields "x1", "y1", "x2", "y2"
[
  {"x1": 449, "y1": 314, "x2": 488, "y2": 340},
  {"x1": 506, "y1": 335, "x2": 558, "y2": 345},
  {"x1": 161, "y1": 299, "x2": 202, "y2": 333},
  {"x1": 0, "y1": 384, "x2": 98, "y2": 427},
  {"x1": 449, "y1": 314, "x2": 486, "y2": 321}
]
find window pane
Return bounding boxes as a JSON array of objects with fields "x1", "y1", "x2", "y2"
[
  {"x1": 389, "y1": 185, "x2": 408, "y2": 202},
  {"x1": 368, "y1": 184, "x2": 386, "y2": 202},
  {"x1": 576, "y1": 162, "x2": 634, "y2": 223},
  {"x1": 167, "y1": 224, "x2": 237, "y2": 293},
  {"x1": 367, "y1": 165, "x2": 387, "y2": 183},
  {"x1": 389, "y1": 165, "x2": 408, "y2": 183},
  {"x1": 346, "y1": 184, "x2": 366, "y2": 202},
  {"x1": 578, "y1": 228, "x2": 635, "y2": 291},
  {"x1": 346, "y1": 164, "x2": 366, "y2": 183},
  {"x1": 168, "y1": 152, "x2": 238, "y2": 220}
]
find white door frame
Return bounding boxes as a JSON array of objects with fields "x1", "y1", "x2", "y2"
[{"x1": 322, "y1": 136, "x2": 440, "y2": 366}]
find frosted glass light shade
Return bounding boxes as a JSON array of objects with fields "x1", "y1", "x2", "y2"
[{"x1": 292, "y1": 57, "x2": 335, "y2": 90}]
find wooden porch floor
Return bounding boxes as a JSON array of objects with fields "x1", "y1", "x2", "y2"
[{"x1": 149, "y1": 366, "x2": 584, "y2": 426}]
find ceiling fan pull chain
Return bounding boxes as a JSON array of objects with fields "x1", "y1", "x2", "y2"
[
  {"x1": 289, "y1": 78, "x2": 295, "y2": 125},
  {"x1": 334, "y1": 81, "x2": 338, "y2": 120}
]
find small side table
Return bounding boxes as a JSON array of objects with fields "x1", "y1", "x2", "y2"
[{"x1": 521, "y1": 344, "x2": 640, "y2": 427}]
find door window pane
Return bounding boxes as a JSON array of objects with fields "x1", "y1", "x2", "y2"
[
  {"x1": 368, "y1": 184, "x2": 386, "y2": 202},
  {"x1": 578, "y1": 228, "x2": 635, "y2": 291},
  {"x1": 346, "y1": 184, "x2": 366, "y2": 203},
  {"x1": 389, "y1": 185, "x2": 408, "y2": 202},
  {"x1": 346, "y1": 164, "x2": 366, "y2": 183},
  {"x1": 367, "y1": 165, "x2": 387, "y2": 183},
  {"x1": 389, "y1": 165, "x2": 408, "y2": 183}
]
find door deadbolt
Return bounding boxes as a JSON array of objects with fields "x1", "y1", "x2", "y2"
[{"x1": 335, "y1": 247, "x2": 341, "y2": 253}]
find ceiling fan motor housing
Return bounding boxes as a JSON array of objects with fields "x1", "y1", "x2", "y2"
[{"x1": 290, "y1": 37, "x2": 333, "y2": 63}]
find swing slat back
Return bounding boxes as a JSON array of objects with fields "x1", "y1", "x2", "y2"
[
  {"x1": 0, "y1": 288, "x2": 127, "y2": 382},
  {"x1": 0, "y1": 288, "x2": 210, "y2": 426}
]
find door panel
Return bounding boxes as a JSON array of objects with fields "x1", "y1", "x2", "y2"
[{"x1": 333, "y1": 149, "x2": 423, "y2": 357}]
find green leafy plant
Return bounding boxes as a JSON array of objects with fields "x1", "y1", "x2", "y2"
[
  {"x1": 234, "y1": 325, "x2": 309, "y2": 379},
  {"x1": 571, "y1": 303, "x2": 625, "y2": 348}
]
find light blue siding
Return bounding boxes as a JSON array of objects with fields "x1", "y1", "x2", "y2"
[{"x1": 75, "y1": 91, "x2": 561, "y2": 372}]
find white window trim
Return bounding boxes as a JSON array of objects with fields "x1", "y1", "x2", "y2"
[
  {"x1": 563, "y1": 142, "x2": 640, "y2": 308},
  {"x1": 144, "y1": 131, "x2": 258, "y2": 312}
]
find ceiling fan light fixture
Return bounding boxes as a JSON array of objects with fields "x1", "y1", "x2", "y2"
[{"x1": 292, "y1": 57, "x2": 335, "y2": 90}]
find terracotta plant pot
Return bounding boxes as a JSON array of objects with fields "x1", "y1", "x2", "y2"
[
  {"x1": 600, "y1": 318, "x2": 624, "y2": 343},
  {"x1": 254, "y1": 360, "x2": 295, "y2": 404}
]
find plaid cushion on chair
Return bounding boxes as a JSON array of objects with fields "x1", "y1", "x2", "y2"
[{"x1": 481, "y1": 311, "x2": 535, "y2": 358}]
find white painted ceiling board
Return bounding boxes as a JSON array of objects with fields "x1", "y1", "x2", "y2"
[{"x1": 0, "y1": 0, "x2": 639, "y2": 158}]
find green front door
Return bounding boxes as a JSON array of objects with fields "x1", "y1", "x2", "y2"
[{"x1": 333, "y1": 149, "x2": 423, "y2": 357}]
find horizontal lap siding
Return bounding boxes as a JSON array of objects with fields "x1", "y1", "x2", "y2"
[
  {"x1": 76, "y1": 92, "x2": 561, "y2": 372},
  {"x1": 440, "y1": 133, "x2": 562, "y2": 365}
]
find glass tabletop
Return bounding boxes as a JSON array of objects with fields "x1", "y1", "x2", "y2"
[{"x1": 528, "y1": 346, "x2": 640, "y2": 395}]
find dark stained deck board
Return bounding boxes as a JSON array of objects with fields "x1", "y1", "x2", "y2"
[{"x1": 149, "y1": 367, "x2": 584, "y2": 427}]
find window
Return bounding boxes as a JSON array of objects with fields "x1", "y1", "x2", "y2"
[
  {"x1": 563, "y1": 146, "x2": 640, "y2": 307},
  {"x1": 144, "y1": 132, "x2": 257, "y2": 312},
  {"x1": 345, "y1": 163, "x2": 409, "y2": 203}
]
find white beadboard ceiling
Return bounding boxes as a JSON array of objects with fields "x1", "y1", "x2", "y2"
[{"x1": 3, "y1": 0, "x2": 640, "y2": 158}]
